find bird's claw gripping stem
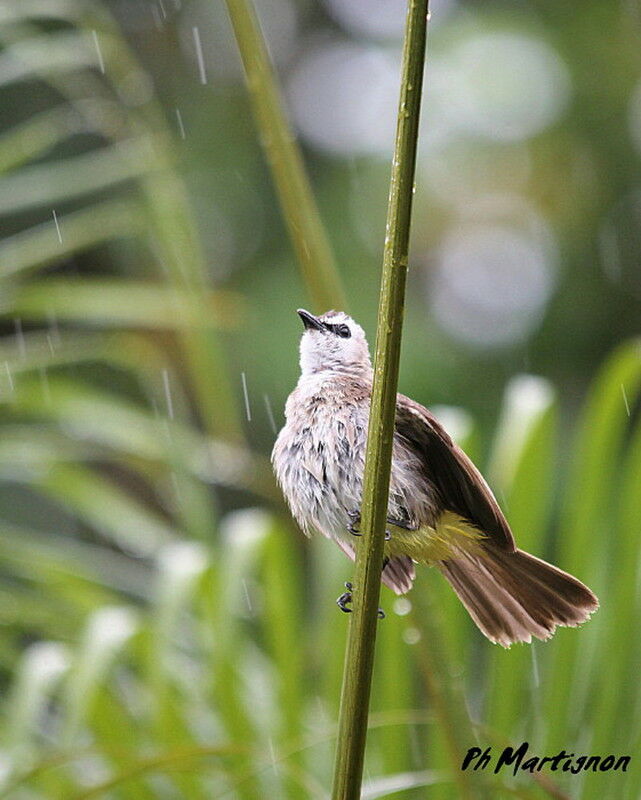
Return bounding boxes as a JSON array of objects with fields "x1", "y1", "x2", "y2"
[
  {"x1": 347, "y1": 511, "x2": 361, "y2": 535},
  {"x1": 347, "y1": 509, "x2": 417, "y2": 539},
  {"x1": 336, "y1": 582, "x2": 385, "y2": 619},
  {"x1": 387, "y1": 515, "x2": 419, "y2": 531},
  {"x1": 337, "y1": 582, "x2": 353, "y2": 612}
]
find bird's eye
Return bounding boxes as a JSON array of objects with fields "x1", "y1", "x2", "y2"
[{"x1": 335, "y1": 324, "x2": 351, "y2": 338}]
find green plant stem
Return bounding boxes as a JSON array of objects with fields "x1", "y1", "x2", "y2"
[
  {"x1": 330, "y1": 2, "x2": 429, "y2": 798},
  {"x1": 223, "y1": 0, "x2": 347, "y2": 312}
]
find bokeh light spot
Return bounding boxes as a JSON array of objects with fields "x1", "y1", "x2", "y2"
[
  {"x1": 429, "y1": 222, "x2": 555, "y2": 348},
  {"x1": 286, "y1": 40, "x2": 399, "y2": 155},
  {"x1": 444, "y1": 33, "x2": 571, "y2": 142}
]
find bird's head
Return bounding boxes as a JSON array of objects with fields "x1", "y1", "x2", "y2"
[{"x1": 297, "y1": 309, "x2": 372, "y2": 377}]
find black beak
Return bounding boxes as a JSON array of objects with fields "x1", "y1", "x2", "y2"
[{"x1": 297, "y1": 308, "x2": 325, "y2": 331}]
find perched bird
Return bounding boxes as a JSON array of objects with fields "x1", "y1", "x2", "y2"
[{"x1": 272, "y1": 309, "x2": 598, "y2": 647}]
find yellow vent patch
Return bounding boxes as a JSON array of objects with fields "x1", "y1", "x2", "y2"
[{"x1": 385, "y1": 511, "x2": 486, "y2": 564}]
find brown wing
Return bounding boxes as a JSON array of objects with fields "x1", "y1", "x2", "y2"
[{"x1": 395, "y1": 394, "x2": 515, "y2": 552}]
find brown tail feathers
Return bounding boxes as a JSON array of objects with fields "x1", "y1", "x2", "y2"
[{"x1": 438, "y1": 546, "x2": 599, "y2": 647}]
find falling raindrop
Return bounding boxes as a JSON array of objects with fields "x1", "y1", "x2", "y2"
[
  {"x1": 267, "y1": 737, "x2": 279, "y2": 776},
  {"x1": 192, "y1": 26, "x2": 208, "y2": 84},
  {"x1": 92, "y1": 30, "x2": 106, "y2": 74},
  {"x1": 621, "y1": 383, "x2": 631, "y2": 417},
  {"x1": 241, "y1": 372, "x2": 251, "y2": 422},
  {"x1": 52, "y1": 209, "x2": 63, "y2": 244},
  {"x1": 263, "y1": 393, "x2": 277, "y2": 434},
  {"x1": 162, "y1": 368, "x2": 174, "y2": 419},
  {"x1": 530, "y1": 642, "x2": 540, "y2": 688},
  {"x1": 175, "y1": 108, "x2": 187, "y2": 139},
  {"x1": 4, "y1": 362, "x2": 14, "y2": 393},
  {"x1": 241, "y1": 579, "x2": 252, "y2": 611}
]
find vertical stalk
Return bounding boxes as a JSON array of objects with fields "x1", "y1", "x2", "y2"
[
  {"x1": 223, "y1": 0, "x2": 347, "y2": 312},
  {"x1": 330, "y1": 2, "x2": 429, "y2": 799}
]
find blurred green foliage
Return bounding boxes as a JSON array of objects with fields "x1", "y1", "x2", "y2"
[{"x1": 0, "y1": 1, "x2": 640, "y2": 799}]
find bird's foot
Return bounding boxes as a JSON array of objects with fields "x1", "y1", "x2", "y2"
[
  {"x1": 337, "y1": 582, "x2": 353, "y2": 612},
  {"x1": 386, "y1": 515, "x2": 419, "y2": 532},
  {"x1": 348, "y1": 510, "x2": 393, "y2": 540},
  {"x1": 336, "y1": 582, "x2": 385, "y2": 619},
  {"x1": 347, "y1": 510, "x2": 361, "y2": 536}
]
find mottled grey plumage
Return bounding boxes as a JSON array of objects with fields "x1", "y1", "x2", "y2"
[{"x1": 272, "y1": 309, "x2": 598, "y2": 646}]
